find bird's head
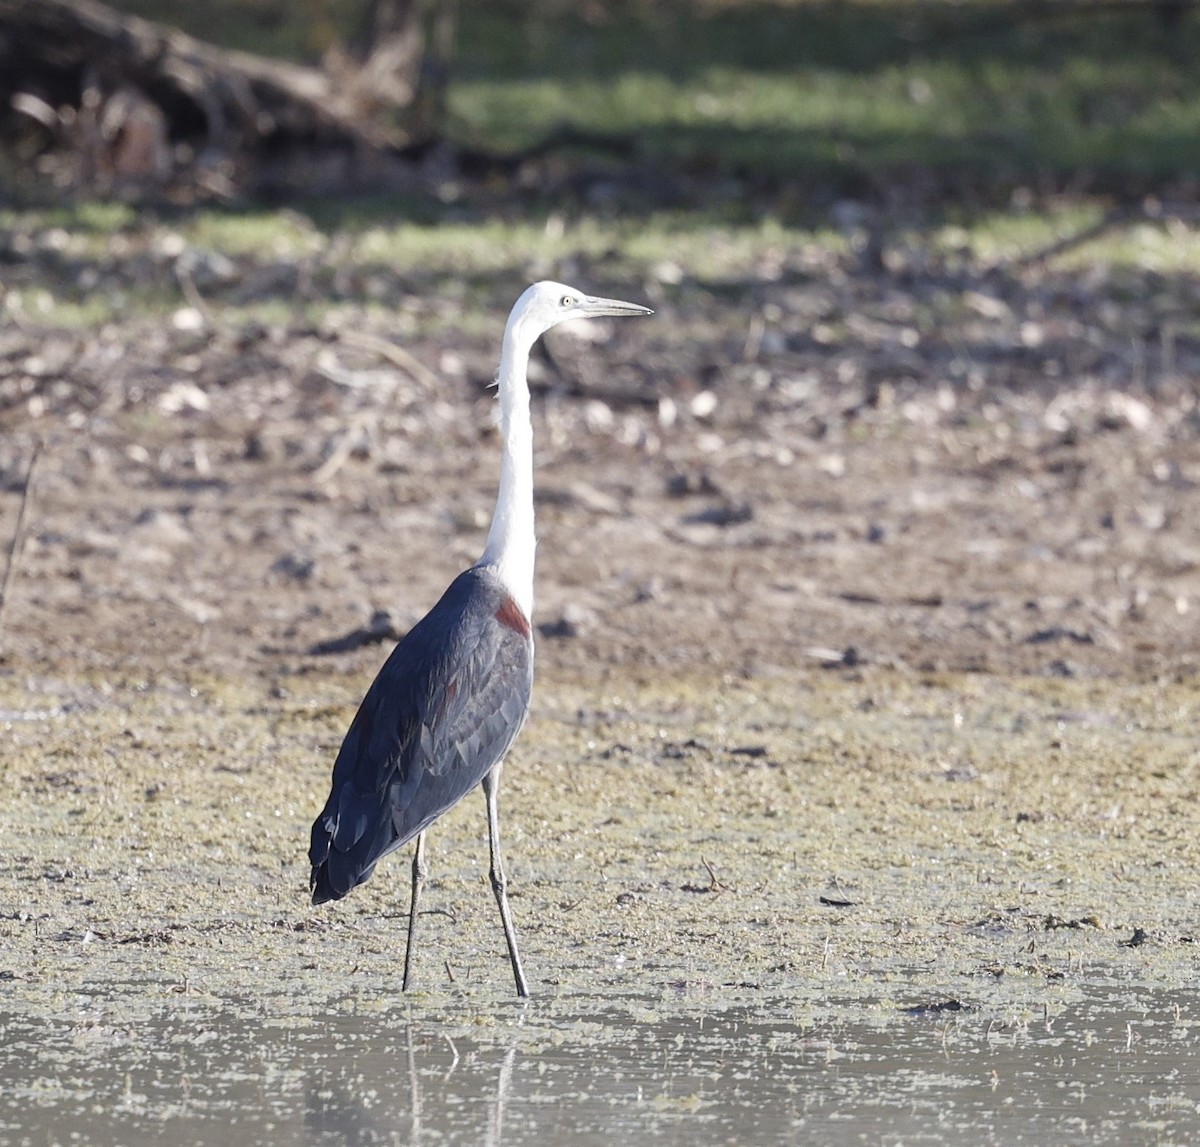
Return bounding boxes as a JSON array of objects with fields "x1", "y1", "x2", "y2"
[{"x1": 509, "y1": 280, "x2": 653, "y2": 341}]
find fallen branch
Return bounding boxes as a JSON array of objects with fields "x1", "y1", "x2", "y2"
[{"x1": 0, "y1": 0, "x2": 432, "y2": 194}]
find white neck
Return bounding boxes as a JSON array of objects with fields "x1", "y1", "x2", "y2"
[{"x1": 478, "y1": 312, "x2": 537, "y2": 620}]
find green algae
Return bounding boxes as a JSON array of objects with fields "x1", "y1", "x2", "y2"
[{"x1": 2, "y1": 667, "x2": 1196, "y2": 1018}]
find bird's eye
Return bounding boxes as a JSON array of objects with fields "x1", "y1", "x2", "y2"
[{"x1": 560, "y1": 295, "x2": 576, "y2": 308}]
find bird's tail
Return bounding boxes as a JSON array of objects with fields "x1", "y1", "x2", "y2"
[
  {"x1": 310, "y1": 865, "x2": 340, "y2": 906},
  {"x1": 309, "y1": 812, "x2": 344, "y2": 905},
  {"x1": 309, "y1": 809, "x2": 383, "y2": 905}
]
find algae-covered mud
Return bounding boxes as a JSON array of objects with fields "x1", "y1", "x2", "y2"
[{"x1": 2, "y1": 668, "x2": 1198, "y2": 1143}]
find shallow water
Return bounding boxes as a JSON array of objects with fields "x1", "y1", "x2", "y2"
[{"x1": 5, "y1": 983, "x2": 1198, "y2": 1145}]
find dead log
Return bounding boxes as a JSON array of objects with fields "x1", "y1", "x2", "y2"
[{"x1": 0, "y1": 0, "x2": 433, "y2": 195}]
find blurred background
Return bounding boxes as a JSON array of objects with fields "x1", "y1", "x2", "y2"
[
  {"x1": 1, "y1": 0, "x2": 1198, "y2": 680},
  {"x1": 4, "y1": 0, "x2": 1200, "y2": 210}
]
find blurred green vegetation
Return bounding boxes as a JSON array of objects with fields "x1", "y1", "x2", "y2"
[
  {"x1": 98, "y1": 0, "x2": 1200, "y2": 201},
  {"x1": 6, "y1": 0, "x2": 1199, "y2": 322}
]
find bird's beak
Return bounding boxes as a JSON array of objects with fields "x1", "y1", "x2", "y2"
[{"x1": 581, "y1": 295, "x2": 654, "y2": 318}]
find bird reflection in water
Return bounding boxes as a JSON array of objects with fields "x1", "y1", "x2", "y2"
[{"x1": 303, "y1": 1026, "x2": 520, "y2": 1146}]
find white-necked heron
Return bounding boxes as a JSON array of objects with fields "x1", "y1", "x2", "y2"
[{"x1": 309, "y1": 281, "x2": 652, "y2": 995}]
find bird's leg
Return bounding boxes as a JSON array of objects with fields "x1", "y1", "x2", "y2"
[
  {"x1": 402, "y1": 830, "x2": 428, "y2": 991},
  {"x1": 482, "y1": 768, "x2": 530, "y2": 997}
]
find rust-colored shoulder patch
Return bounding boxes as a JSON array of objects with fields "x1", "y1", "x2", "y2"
[{"x1": 495, "y1": 596, "x2": 532, "y2": 640}]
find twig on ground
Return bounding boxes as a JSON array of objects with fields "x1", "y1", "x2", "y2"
[
  {"x1": 0, "y1": 439, "x2": 44, "y2": 651},
  {"x1": 338, "y1": 329, "x2": 443, "y2": 391},
  {"x1": 1012, "y1": 202, "x2": 1200, "y2": 271},
  {"x1": 174, "y1": 258, "x2": 215, "y2": 326},
  {"x1": 702, "y1": 856, "x2": 729, "y2": 893},
  {"x1": 1011, "y1": 206, "x2": 1139, "y2": 271}
]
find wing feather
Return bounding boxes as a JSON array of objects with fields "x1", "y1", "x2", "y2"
[{"x1": 309, "y1": 568, "x2": 533, "y2": 904}]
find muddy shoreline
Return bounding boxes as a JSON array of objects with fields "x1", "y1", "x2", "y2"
[{"x1": 3, "y1": 667, "x2": 1196, "y2": 1020}]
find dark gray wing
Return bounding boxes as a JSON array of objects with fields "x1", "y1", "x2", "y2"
[{"x1": 309, "y1": 567, "x2": 533, "y2": 904}]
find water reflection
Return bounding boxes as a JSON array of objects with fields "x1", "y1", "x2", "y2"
[
  {"x1": 3, "y1": 986, "x2": 1197, "y2": 1144},
  {"x1": 303, "y1": 1025, "x2": 518, "y2": 1146}
]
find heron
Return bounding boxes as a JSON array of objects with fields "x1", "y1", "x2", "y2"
[{"x1": 309, "y1": 281, "x2": 653, "y2": 996}]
